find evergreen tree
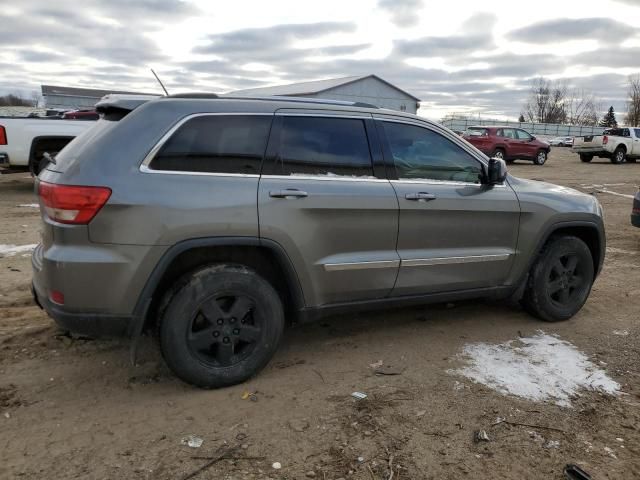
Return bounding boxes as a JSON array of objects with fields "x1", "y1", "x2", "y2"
[
  {"x1": 599, "y1": 106, "x2": 618, "y2": 128},
  {"x1": 518, "y1": 114, "x2": 525, "y2": 123}
]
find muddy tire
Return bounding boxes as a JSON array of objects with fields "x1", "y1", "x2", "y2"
[
  {"x1": 159, "y1": 264, "x2": 284, "y2": 388},
  {"x1": 521, "y1": 236, "x2": 594, "y2": 322},
  {"x1": 579, "y1": 154, "x2": 593, "y2": 163}
]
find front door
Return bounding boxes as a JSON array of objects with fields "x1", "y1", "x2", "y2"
[
  {"x1": 258, "y1": 112, "x2": 399, "y2": 307},
  {"x1": 516, "y1": 129, "x2": 537, "y2": 158},
  {"x1": 375, "y1": 117, "x2": 520, "y2": 296}
]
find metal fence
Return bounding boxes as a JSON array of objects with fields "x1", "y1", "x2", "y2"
[{"x1": 440, "y1": 116, "x2": 604, "y2": 137}]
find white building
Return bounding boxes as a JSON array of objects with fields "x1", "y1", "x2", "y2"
[
  {"x1": 231, "y1": 75, "x2": 420, "y2": 114},
  {"x1": 41, "y1": 85, "x2": 154, "y2": 110}
]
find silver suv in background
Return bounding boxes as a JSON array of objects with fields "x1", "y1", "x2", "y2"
[{"x1": 32, "y1": 94, "x2": 605, "y2": 388}]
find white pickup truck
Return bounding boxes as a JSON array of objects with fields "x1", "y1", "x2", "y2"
[
  {"x1": 0, "y1": 116, "x2": 95, "y2": 174},
  {"x1": 572, "y1": 127, "x2": 640, "y2": 164}
]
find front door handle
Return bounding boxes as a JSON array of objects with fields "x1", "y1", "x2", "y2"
[
  {"x1": 405, "y1": 192, "x2": 436, "y2": 201},
  {"x1": 269, "y1": 189, "x2": 309, "y2": 199}
]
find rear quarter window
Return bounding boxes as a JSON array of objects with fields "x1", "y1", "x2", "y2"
[{"x1": 149, "y1": 115, "x2": 272, "y2": 174}]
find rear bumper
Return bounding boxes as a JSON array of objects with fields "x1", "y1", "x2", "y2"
[{"x1": 32, "y1": 281, "x2": 132, "y2": 337}]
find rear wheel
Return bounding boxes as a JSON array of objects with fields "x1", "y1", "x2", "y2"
[
  {"x1": 521, "y1": 236, "x2": 594, "y2": 322},
  {"x1": 533, "y1": 149, "x2": 547, "y2": 165},
  {"x1": 611, "y1": 147, "x2": 626, "y2": 164},
  {"x1": 159, "y1": 264, "x2": 284, "y2": 388},
  {"x1": 579, "y1": 154, "x2": 593, "y2": 163}
]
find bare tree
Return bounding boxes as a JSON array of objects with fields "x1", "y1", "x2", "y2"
[
  {"x1": 0, "y1": 93, "x2": 34, "y2": 107},
  {"x1": 566, "y1": 89, "x2": 600, "y2": 126},
  {"x1": 523, "y1": 78, "x2": 567, "y2": 124},
  {"x1": 625, "y1": 75, "x2": 640, "y2": 126},
  {"x1": 523, "y1": 77, "x2": 603, "y2": 126}
]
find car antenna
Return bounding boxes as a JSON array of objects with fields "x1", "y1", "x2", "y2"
[{"x1": 151, "y1": 68, "x2": 169, "y2": 96}]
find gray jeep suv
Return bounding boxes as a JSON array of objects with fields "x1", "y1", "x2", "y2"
[{"x1": 32, "y1": 94, "x2": 605, "y2": 388}]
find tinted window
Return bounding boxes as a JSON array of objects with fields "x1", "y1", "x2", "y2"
[
  {"x1": 271, "y1": 116, "x2": 373, "y2": 177},
  {"x1": 383, "y1": 122, "x2": 482, "y2": 183},
  {"x1": 635, "y1": 129, "x2": 640, "y2": 138},
  {"x1": 516, "y1": 129, "x2": 532, "y2": 140},
  {"x1": 150, "y1": 115, "x2": 271, "y2": 174}
]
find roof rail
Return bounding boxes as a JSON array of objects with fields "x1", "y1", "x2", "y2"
[
  {"x1": 166, "y1": 93, "x2": 220, "y2": 99},
  {"x1": 162, "y1": 93, "x2": 379, "y2": 109}
]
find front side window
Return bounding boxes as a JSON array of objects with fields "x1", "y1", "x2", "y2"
[
  {"x1": 634, "y1": 129, "x2": 640, "y2": 138},
  {"x1": 149, "y1": 115, "x2": 272, "y2": 174},
  {"x1": 383, "y1": 121, "x2": 483, "y2": 183},
  {"x1": 271, "y1": 116, "x2": 373, "y2": 177},
  {"x1": 516, "y1": 129, "x2": 532, "y2": 140}
]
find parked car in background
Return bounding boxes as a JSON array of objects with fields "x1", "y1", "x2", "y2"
[
  {"x1": 62, "y1": 109, "x2": 99, "y2": 121},
  {"x1": 549, "y1": 136, "x2": 574, "y2": 147},
  {"x1": 572, "y1": 127, "x2": 640, "y2": 164},
  {"x1": 463, "y1": 126, "x2": 551, "y2": 165},
  {"x1": 0, "y1": 116, "x2": 95, "y2": 174},
  {"x1": 632, "y1": 188, "x2": 640, "y2": 228},
  {"x1": 32, "y1": 94, "x2": 604, "y2": 388}
]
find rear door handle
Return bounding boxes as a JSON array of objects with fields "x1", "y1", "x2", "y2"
[
  {"x1": 405, "y1": 192, "x2": 436, "y2": 201},
  {"x1": 269, "y1": 189, "x2": 309, "y2": 199}
]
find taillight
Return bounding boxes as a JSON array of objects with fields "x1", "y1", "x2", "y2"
[
  {"x1": 0, "y1": 125, "x2": 6, "y2": 145},
  {"x1": 38, "y1": 181, "x2": 111, "y2": 224},
  {"x1": 603, "y1": 135, "x2": 608, "y2": 145}
]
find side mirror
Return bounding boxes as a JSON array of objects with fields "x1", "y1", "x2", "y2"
[
  {"x1": 486, "y1": 158, "x2": 507, "y2": 185},
  {"x1": 530, "y1": 136, "x2": 536, "y2": 141}
]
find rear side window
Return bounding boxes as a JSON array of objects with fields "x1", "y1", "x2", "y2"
[
  {"x1": 465, "y1": 127, "x2": 488, "y2": 136},
  {"x1": 270, "y1": 116, "x2": 373, "y2": 177},
  {"x1": 149, "y1": 115, "x2": 271, "y2": 174}
]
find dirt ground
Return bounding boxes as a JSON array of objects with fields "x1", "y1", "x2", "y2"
[{"x1": 1, "y1": 149, "x2": 639, "y2": 480}]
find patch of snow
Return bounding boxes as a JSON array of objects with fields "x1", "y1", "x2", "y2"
[
  {"x1": 0, "y1": 244, "x2": 37, "y2": 258},
  {"x1": 604, "y1": 446, "x2": 617, "y2": 459},
  {"x1": 17, "y1": 203, "x2": 39, "y2": 208},
  {"x1": 451, "y1": 332, "x2": 620, "y2": 407},
  {"x1": 612, "y1": 329, "x2": 629, "y2": 336}
]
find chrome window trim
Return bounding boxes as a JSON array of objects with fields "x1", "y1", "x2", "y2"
[
  {"x1": 265, "y1": 174, "x2": 390, "y2": 183},
  {"x1": 323, "y1": 260, "x2": 400, "y2": 271},
  {"x1": 391, "y1": 179, "x2": 505, "y2": 188},
  {"x1": 402, "y1": 254, "x2": 511, "y2": 267},
  {"x1": 139, "y1": 112, "x2": 274, "y2": 173}
]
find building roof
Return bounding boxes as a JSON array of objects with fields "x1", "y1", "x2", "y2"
[
  {"x1": 41, "y1": 84, "x2": 156, "y2": 99},
  {"x1": 231, "y1": 74, "x2": 420, "y2": 101}
]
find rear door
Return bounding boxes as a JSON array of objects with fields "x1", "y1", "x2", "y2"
[
  {"x1": 258, "y1": 111, "x2": 399, "y2": 307},
  {"x1": 633, "y1": 129, "x2": 640, "y2": 155},
  {"x1": 375, "y1": 117, "x2": 520, "y2": 296},
  {"x1": 498, "y1": 128, "x2": 519, "y2": 157}
]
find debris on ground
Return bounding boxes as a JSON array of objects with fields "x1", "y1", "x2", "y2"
[
  {"x1": 474, "y1": 430, "x2": 490, "y2": 442},
  {"x1": 272, "y1": 462, "x2": 282, "y2": 469},
  {"x1": 241, "y1": 391, "x2": 258, "y2": 402},
  {"x1": 180, "y1": 435, "x2": 203, "y2": 449},
  {"x1": 564, "y1": 463, "x2": 592, "y2": 480},
  {"x1": 351, "y1": 391, "x2": 367, "y2": 400},
  {"x1": 373, "y1": 364, "x2": 404, "y2": 376}
]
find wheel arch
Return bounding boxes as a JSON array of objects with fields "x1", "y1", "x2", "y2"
[
  {"x1": 533, "y1": 221, "x2": 604, "y2": 279},
  {"x1": 28, "y1": 135, "x2": 75, "y2": 174},
  {"x1": 132, "y1": 237, "x2": 306, "y2": 334}
]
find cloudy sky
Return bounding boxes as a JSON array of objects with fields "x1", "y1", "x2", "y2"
[{"x1": 1, "y1": 0, "x2": 639, "y2": 120}]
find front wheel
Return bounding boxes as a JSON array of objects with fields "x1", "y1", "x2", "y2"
[
  {"x1": 533, "y1": 150, "x2": 548, "y2": 165},
  {"x1": 159, "y1": 264, "x2": 284, "y2": 388},
  {"x1": 611, "y1": 147, "x2": 626, "y2": 164},
  {"x1": 521, "y1": 236, "x2": 594, "y2": 322}
]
